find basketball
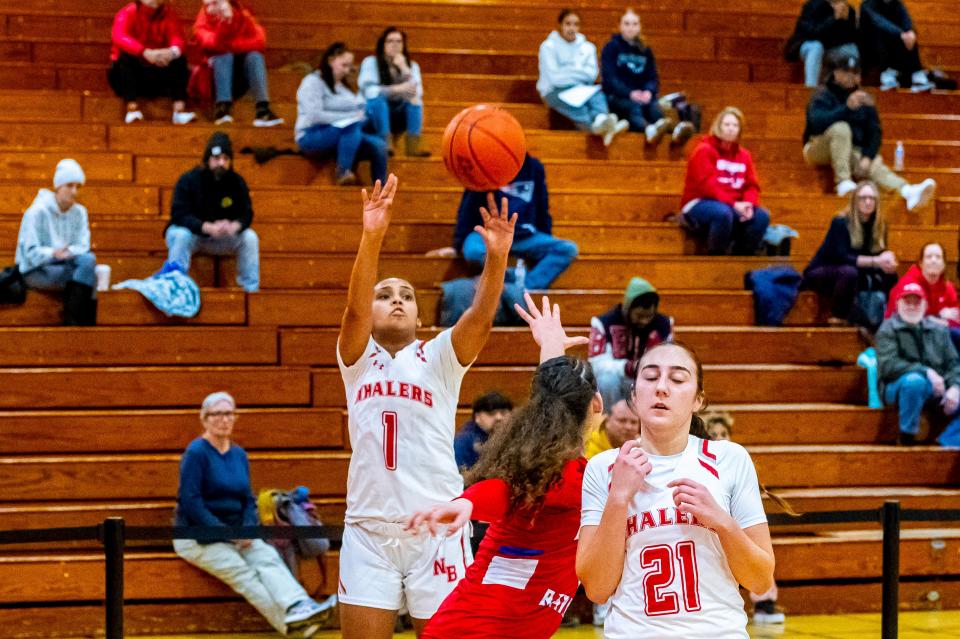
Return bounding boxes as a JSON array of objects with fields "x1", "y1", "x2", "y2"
[{"x1": 441, "y1": 105, "x2": 527, "y2": 191}]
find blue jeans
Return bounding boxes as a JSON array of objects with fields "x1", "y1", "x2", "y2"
[
  {"x1": 884, "y1": 371, "x2": 960, "y2": 446},
  {"x1": 297, "y1": 121, "x2": 388, "y2": 183},
  {"x1": 682, "y1": 199, "x2": 770, "y2": 256},
  {"x1": 165, "y1": 224, "x2": 260, "y2": 292},
  {"x1": 211, "y1": 51, "x2": 269, "y2": 104},
  {"x1": 366, "y1": 95, "x2": 423, "y2": 139},
  {"x1": 607, "y1": 93, "x2": 664, "y2": 132},
  {"x1": 461, "y1": 230, "x2": 578, "y2": 290},
  {"x1": 799, "y1": 42, "x2": 860, "y2": 88},
  {"x1": 23, "y1": 252, "x2": 97, "y2": 294},
  {"x1": 883, "y1": 371, "x2": 932, "y2": 436},
  {"x1": 542, "y1": 88, "x2": 610, "y2": 131}
]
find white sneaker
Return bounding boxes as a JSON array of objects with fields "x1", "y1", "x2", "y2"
[
  {"x1": 214, "y1": 113, "x2": 234, "y2": 125},
  {"x1": 901, "y1": 178, "x2": 936, "y2": 211},
  {"x1": 753, "y1": 610, "x2": 787, "y2": 625},
  {"x1": 603, "y1": 115, "x2": 629, "y2": 147},
  {"x1": 124, "y1": 110, "x2": 144, "y2": 124},
  {"x1": 171, "y1": 111, "x2": 196, "y2": 125},
  {"x1": 284, "y1": 595, "x2": 337, "y2": 630},
  {"x1": 589, "y1": 114, "x2": 607, "y2": 136},
  {"x1": 836, "y1": 179, "x2": 857, "y2": 197},
  {"x1": 880, "y1": 68, "x2": 899, "y2": 91},
  {"x1": 910, "y1": 70, "x2": 935, "y2": 92}
]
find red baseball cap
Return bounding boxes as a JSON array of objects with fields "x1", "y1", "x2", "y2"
[{"x1": 897, "y1": 282, "x2": 927, "y2": 302}]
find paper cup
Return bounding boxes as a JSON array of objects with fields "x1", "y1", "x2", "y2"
[{"x1": 95, "y1": 264, "x2": 111, "y2": 292}]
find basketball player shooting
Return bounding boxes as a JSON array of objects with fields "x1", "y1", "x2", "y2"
[{"x1": 336, "y1": 173, "x2": 517, "y2": 639}]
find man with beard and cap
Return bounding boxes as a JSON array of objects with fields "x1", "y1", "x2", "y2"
[
  {"x1": 165, "y1": 131, "x2": 259, "y2": 292},
  {"x1": 587, "y1": 276, "x2": 673, "y2": 410},
  {"x1": 877, "y1": 282, "x2": 960, "y2": 446}
]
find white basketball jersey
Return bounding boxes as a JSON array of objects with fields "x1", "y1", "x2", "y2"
[
  {"x1": 338, "y1": 329, "x2": 469, "y2": 524},
  {"x1": 581, "y1": 436, "x2": 767, "y2": 639}
]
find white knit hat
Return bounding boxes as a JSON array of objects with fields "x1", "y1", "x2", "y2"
[{"x1": 53, "y1": 159, "x2": 86, "y2": 188}]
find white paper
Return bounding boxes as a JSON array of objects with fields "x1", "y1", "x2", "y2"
[
  {"x1": 331, "y1": 115, "x2": 364, "y2": 129},
  {"x1": 557, "y1": 84, "x2": 601, "y2": 108}
]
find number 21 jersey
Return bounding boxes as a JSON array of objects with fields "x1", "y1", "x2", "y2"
[
  {"x1": 338, "y1": 329, "x2": 470, "y2": 525},
  {"x1": 581, "y1": 436, "x2": 767, "y2": 638}
]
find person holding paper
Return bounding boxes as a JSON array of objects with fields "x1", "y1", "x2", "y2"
[
  {"x1": 538, "y1": 9, "x2": 628, "y2": 147},
  {"x1": 295, "y1": 42, "x2": 388, "y2": 186}
]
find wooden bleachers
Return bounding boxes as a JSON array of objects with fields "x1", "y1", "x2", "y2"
[{"x1": 0, "y1": 0, "x2": 958, "y2": 634}]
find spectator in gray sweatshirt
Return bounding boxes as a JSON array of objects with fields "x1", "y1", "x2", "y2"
[
  {"x1": 537, "y1": 9, "x2": 628, "y2": 146},
  {"x1": 15, "y1": 159, "x2": 98, "y2": 324},
  {"x1": 295, "y1": 42, "x2": 388, "y2": 186}
]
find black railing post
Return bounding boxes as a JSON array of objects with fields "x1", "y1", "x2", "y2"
[
  {"x1": 881, "y1": 501, "x2": 901, "y2": 639},
  {"x1": 102, "y1": 517, "x2": 126, "y2": 639}
]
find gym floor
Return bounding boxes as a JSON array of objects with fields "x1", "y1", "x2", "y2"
[{"x1": 80, "y1": 610, "x2": 960, "y2": 639}]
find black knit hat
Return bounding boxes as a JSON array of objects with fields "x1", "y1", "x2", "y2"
[{"x1": 203, "y1": 131, "x2": 233, "y2": 163}]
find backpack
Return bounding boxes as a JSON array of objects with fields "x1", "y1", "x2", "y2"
[
  {"x1": 258, "y1": 486, "x2": 331, "y2": 583},
  {"x1": 849, "y1": 272, "x2": 889, "y2": 333},
  {"x1": 0, "y1": 265, "x2": 26, "y2": 305}
]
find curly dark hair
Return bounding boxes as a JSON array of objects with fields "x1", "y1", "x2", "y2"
[{"x1": 467, "y1": 355, "x2": 597, "y2": 512}]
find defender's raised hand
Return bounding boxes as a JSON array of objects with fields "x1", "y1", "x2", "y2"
[
  {"x1": 360, "y1": 173, "x2": 399, "y2": 238},
  {"x1": 514, "y1": 291, "x2": 589, "y2": 362}
]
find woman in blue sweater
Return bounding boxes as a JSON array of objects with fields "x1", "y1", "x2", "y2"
[
  {"x1": 600, "y1": 9, "x2": 671, "y2": 144},
  {"x1": 173, "y1": 392, "x2": 332, "y2": 636}
]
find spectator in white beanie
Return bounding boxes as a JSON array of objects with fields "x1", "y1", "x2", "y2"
[{"x1": 15, "y1": 159, "x2": 98, "y2": 325}]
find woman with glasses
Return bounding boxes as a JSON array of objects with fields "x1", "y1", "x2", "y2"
[
  {"x1": 802, "y1": 180, "x2": 898, "y2": 328},
  {"x1": 173, "y1": 391, "x2": 332, "y2": 637}
]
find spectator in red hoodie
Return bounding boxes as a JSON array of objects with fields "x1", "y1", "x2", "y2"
[
  {"x1": 886, "y1": 242, "x2": 960, "y2": 348},
  {"x1": 679, "y1": 107, "x2": 770, "y2": 255},
  {"x1": 109, "y1": 0, "x2": 196, "y2": 125},
  {"x1": 193, "y1": 0, "x2": 283, "y2": 127}
]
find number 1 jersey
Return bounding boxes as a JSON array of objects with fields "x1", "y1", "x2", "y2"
[
  {"x1": 581, "y1": 436, "x2": 767, "y2": 638},
  {"x1": 338, "y1": 329, "x2": 470, "y2": 525}
]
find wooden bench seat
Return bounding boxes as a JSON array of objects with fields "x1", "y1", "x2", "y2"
[
  {"x1": 3, "y1": 445, "x2": 954, "y2": 502},
  {"x1": 311, "y1": 363, "x2": 869, "y2": 406},
  {"x1": 0, "y1": 327, "x2": 279, "y2": 366},
  {"x1": 280, "y1": 326, "x2": 864, "y2": 367},
  {"x1": 0, "y1": 407, "x2": 344, "y2": 454},
  {"x1": 2, "y1": 218, "x2": 949, "y2": 261},
  {"x1": 0, "y1": 452, "x2": 350, "y2": 502},
  {"x1": 1, "y1": 529, "x2": 957, "y2": 604},
  {"x1": 0, "y1": 288, "x2": 246, "y2": 327},
  {"x1": 0, "y1": 402, "x2": 893, "y2": 458},
  {"x1": 0, "y1": 366, "x2": 311, "y2": 409},
  {"x1": 248, "y1": 289, "x2": 822, "y2": 328}
]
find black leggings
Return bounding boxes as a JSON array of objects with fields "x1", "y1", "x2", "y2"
[{"x1": 107, "y1": 52, "x2": 189, "y2": 103}]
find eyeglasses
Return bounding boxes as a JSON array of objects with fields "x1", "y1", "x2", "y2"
[{"x1": 204, "y1": 411, "x2": 236, "y2": 420}]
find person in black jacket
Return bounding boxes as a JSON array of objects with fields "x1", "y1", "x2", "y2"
[
  {"x1": 600, "y1": 9, "x2": 672, "y2": 144},
  {"x1": 165, "y1": 131, "x2": 259, "y2": 291},
  {"x1": 860, "y1": 0, "x2": 932, "y2": 91},
  {"x1": 784, "y1": 0, "x2": 859, "y2": 87},
  {"x1": 802, "y1": 52, "x2": 935, "y2": 209},
  {"x1": 802, "y1": 180, "x2": 898, "y2": 326}
]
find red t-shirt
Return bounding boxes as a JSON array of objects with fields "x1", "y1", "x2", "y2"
[{"x1": 422, "y1": 458, "x2": 587, "y2": 639}]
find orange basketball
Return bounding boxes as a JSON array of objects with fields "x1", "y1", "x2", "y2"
[{"x1": 441, "y1": 105, "x2": 527, "y2": 191}]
